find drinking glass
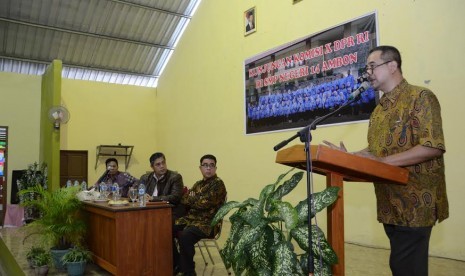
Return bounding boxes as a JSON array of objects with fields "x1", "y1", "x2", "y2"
[{"x1": 129, "y1": 187, "x2": 138, "y2": 205}]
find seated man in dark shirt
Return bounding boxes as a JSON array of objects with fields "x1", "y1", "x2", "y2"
[
  {"x1": 139, "y1": 152, "x2": 185, "y2": 219},
  {"x1": 173, "y1": 154, "x2": 227, "y2": 276}
]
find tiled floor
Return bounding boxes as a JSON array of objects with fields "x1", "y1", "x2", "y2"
[{"x1": 2, "y1": 223, "x2": 465, "y2": 275}]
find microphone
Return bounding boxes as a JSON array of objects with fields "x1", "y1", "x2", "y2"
[{"x1": 348, "y1": 81, "x2": 370, "y2": 101}]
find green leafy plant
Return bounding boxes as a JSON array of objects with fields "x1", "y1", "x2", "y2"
[
  {"x1": 17, "y1": 162, "x2": 48, "y2": 190},
  {"x1": 61, "y1": 246, "x2": 92, "y2": 264},
  {"x1": 17, "y1": 162, "x2": 48, "y2": 221},
  {"x1": 26, "y1": 246, "x2": 47, "y2": 267},
  {"x1": 19, "y1": 185, "x2": 87, "y2": 250},
  {"x1": 30, "y1": 249, "x2": 52, "y2": 267},
  {"x1": 211, "y1": 170, "x2": 340, "y2": 275}
]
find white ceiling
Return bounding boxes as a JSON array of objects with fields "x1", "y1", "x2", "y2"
[{"x1": 0, "y1": 0, "x2": 201, "y2": 87}]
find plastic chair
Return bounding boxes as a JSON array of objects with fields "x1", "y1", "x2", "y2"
[{"x1": 196, "y1": 219, "x2": 231, "y2": 274}]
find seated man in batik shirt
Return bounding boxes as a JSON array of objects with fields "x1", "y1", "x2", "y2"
[
  {"x1": 94, "y1": 157, "x2": 137, "y2": 198},
  {"x1": 173, "y1": 154, "x2": 227, "y2": 276}
]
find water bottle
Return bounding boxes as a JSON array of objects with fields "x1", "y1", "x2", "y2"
[
  {"x1": 81, "y1": 181, "x2": 87, "y2": 191},
  {"x1": 112, "y1": 183, "x2": 120, "y2": 201},
  {"x1": 138, "y1": 182, "x2": 146, "y2": 207},
  {"x1": 100, "y1": 182, "x2": 108, "y2": 199},
  {"x1": 66, "y1": 180, "x2": 72, "y2": 188}
]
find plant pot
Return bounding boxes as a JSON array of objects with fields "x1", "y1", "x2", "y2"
[
  {"x1": 34, "y1": 265, "x2": 49, "y2": 276},
  {"x1": 50, "y1": 248, "x2": 70, "y2": 270},
  {"x1": 27, "y1": 258, "x2": 34, "y2": 268},
  {"x1": 66, "y1": 261, "x2": 87, "y2": 276}
]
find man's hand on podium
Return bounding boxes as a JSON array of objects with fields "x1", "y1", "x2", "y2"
[
  {"x1": 354, "y1": 149, "x2": 381, "y2": 161},
  {"x1": 323, "y1": 140, "x2": 348, "y2": 152},
  {"x1": 323, "y1": 140, "x2": 383, "y2": 162}
]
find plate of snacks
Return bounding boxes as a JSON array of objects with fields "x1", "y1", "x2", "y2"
[
  {"x1": 93, "y1": 198, "x2": 109, "y2": 203},
  {"x1": 108, "y1": 199, "x2": 129, "y2": 206}
]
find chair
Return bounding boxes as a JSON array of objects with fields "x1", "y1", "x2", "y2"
[{"x1": 196, "y1": 219, "x2": 231, "y2": 274}]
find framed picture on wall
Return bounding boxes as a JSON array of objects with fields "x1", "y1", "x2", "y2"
[{"x1": 244, "y1": 7, "x2": 256, "y2": 36}]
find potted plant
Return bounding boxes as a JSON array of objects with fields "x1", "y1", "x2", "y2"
[
  {"x1": 211, "y1": 170, "x2": 340, "y2": 275},
  {"x1": 61, "y1": 246, "x2": 92, "y2": 276},
  {"x1": 26, "y1": 246, "x2": 47, "y2": 268},
  {"x1": 20, "y1": 184, "x2": 87, "y2": 270},
  {"x1": 17, "y1": 162, "x2": 48, "y2": 222},
  {"x1": 17, "y1": 162, "x2": 48, "y2": 190},
  {"x1": 29, "y1": 249, "x2": 52, "y2": 276}
]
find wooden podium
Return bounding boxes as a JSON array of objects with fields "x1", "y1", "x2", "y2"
[{"x1": 276, "y1": 145, "x2": 408, "y2": 276}]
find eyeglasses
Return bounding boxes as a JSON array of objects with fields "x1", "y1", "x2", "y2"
[
  {"x1": 200, "y1": 163, "x2": 216, "y2": 169},
  {"x1": 364, "y1": 60, "x2": 392, "y2": 73},
  {"x1": 153, "y1": 160, "x2": 166, "y2": 167}
]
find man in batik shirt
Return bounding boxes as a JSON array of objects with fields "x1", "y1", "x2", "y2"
[
  {"x1": 324, "y1": 45, "x2": 448, "y2": 276},
  {"x1": 173, "y1": 154, "x2": 227, "y2": 276},
  {"x1": 94, "y1": 158, "x2": 137, "y2": 198}
]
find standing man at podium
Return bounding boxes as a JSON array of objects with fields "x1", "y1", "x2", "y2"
[{"x1": 325, "y1": 45, "x2": 448, "y2": 276}]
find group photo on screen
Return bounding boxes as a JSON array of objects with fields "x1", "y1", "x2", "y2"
[{"x1": 244, "y1": 13, "x2": 378, "y2": 134}]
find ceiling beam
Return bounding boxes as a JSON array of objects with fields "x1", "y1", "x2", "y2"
[
  {"x1": 0, "y1": 17, "x2": 174, "y2": 50},
  {"x1": 0, "y1": 55, "x2": 160, "y2": 78},
  {"x1": 109, "y1": 0, "x2": 192, "y2": 19}
]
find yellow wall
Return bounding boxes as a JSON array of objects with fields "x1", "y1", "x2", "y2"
[
  {"x1": 60, "y1": 79, "x2": 158, "y2": 184},
  {"x1": 156, "y1": 0, "x2": 465, "y2": 260},
  {"x1": 0, "y1": 72, "x2": 42, "y2": 203},
  {"x1": 0, "y1": 73, "x2": 158, "y2": 204}
]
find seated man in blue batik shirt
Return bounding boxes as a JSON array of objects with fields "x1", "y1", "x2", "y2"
[{"x1": 94, "y1": 158, "x2": 137, "y2": 198}]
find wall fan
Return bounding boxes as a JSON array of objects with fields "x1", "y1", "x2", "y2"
[{"x1": 48, "y1": 106, "x2": 70, "y2": 130}]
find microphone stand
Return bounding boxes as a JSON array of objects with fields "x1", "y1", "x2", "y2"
[{"x1": 273, "y1": 95, "x2": 361, "y2": 274}]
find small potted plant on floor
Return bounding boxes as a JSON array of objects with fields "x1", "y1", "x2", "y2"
[
  {"x1": 30, "y1": 249, "x2": 52, "y2": 276},
  {"x1": 61, "y1": 246, "x2": 92, "y2": 276},
  {"x1": 26, "y1": 246, "x2": 47, "y2": 268}
]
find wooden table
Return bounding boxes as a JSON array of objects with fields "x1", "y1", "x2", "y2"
[{"x1": 82, "y1": 201, "x2": 173, "y2": 276}]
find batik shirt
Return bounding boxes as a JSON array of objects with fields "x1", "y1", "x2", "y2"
[
  {"x1": 367, "y1": 79, "x2": 449, "y2": 227},
  {"x1": 95, "y1": 171, "x2": 137, "y2": 198},
  {"x1": 176, "y1": 175, "x2": 227, "y2": 236}
]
